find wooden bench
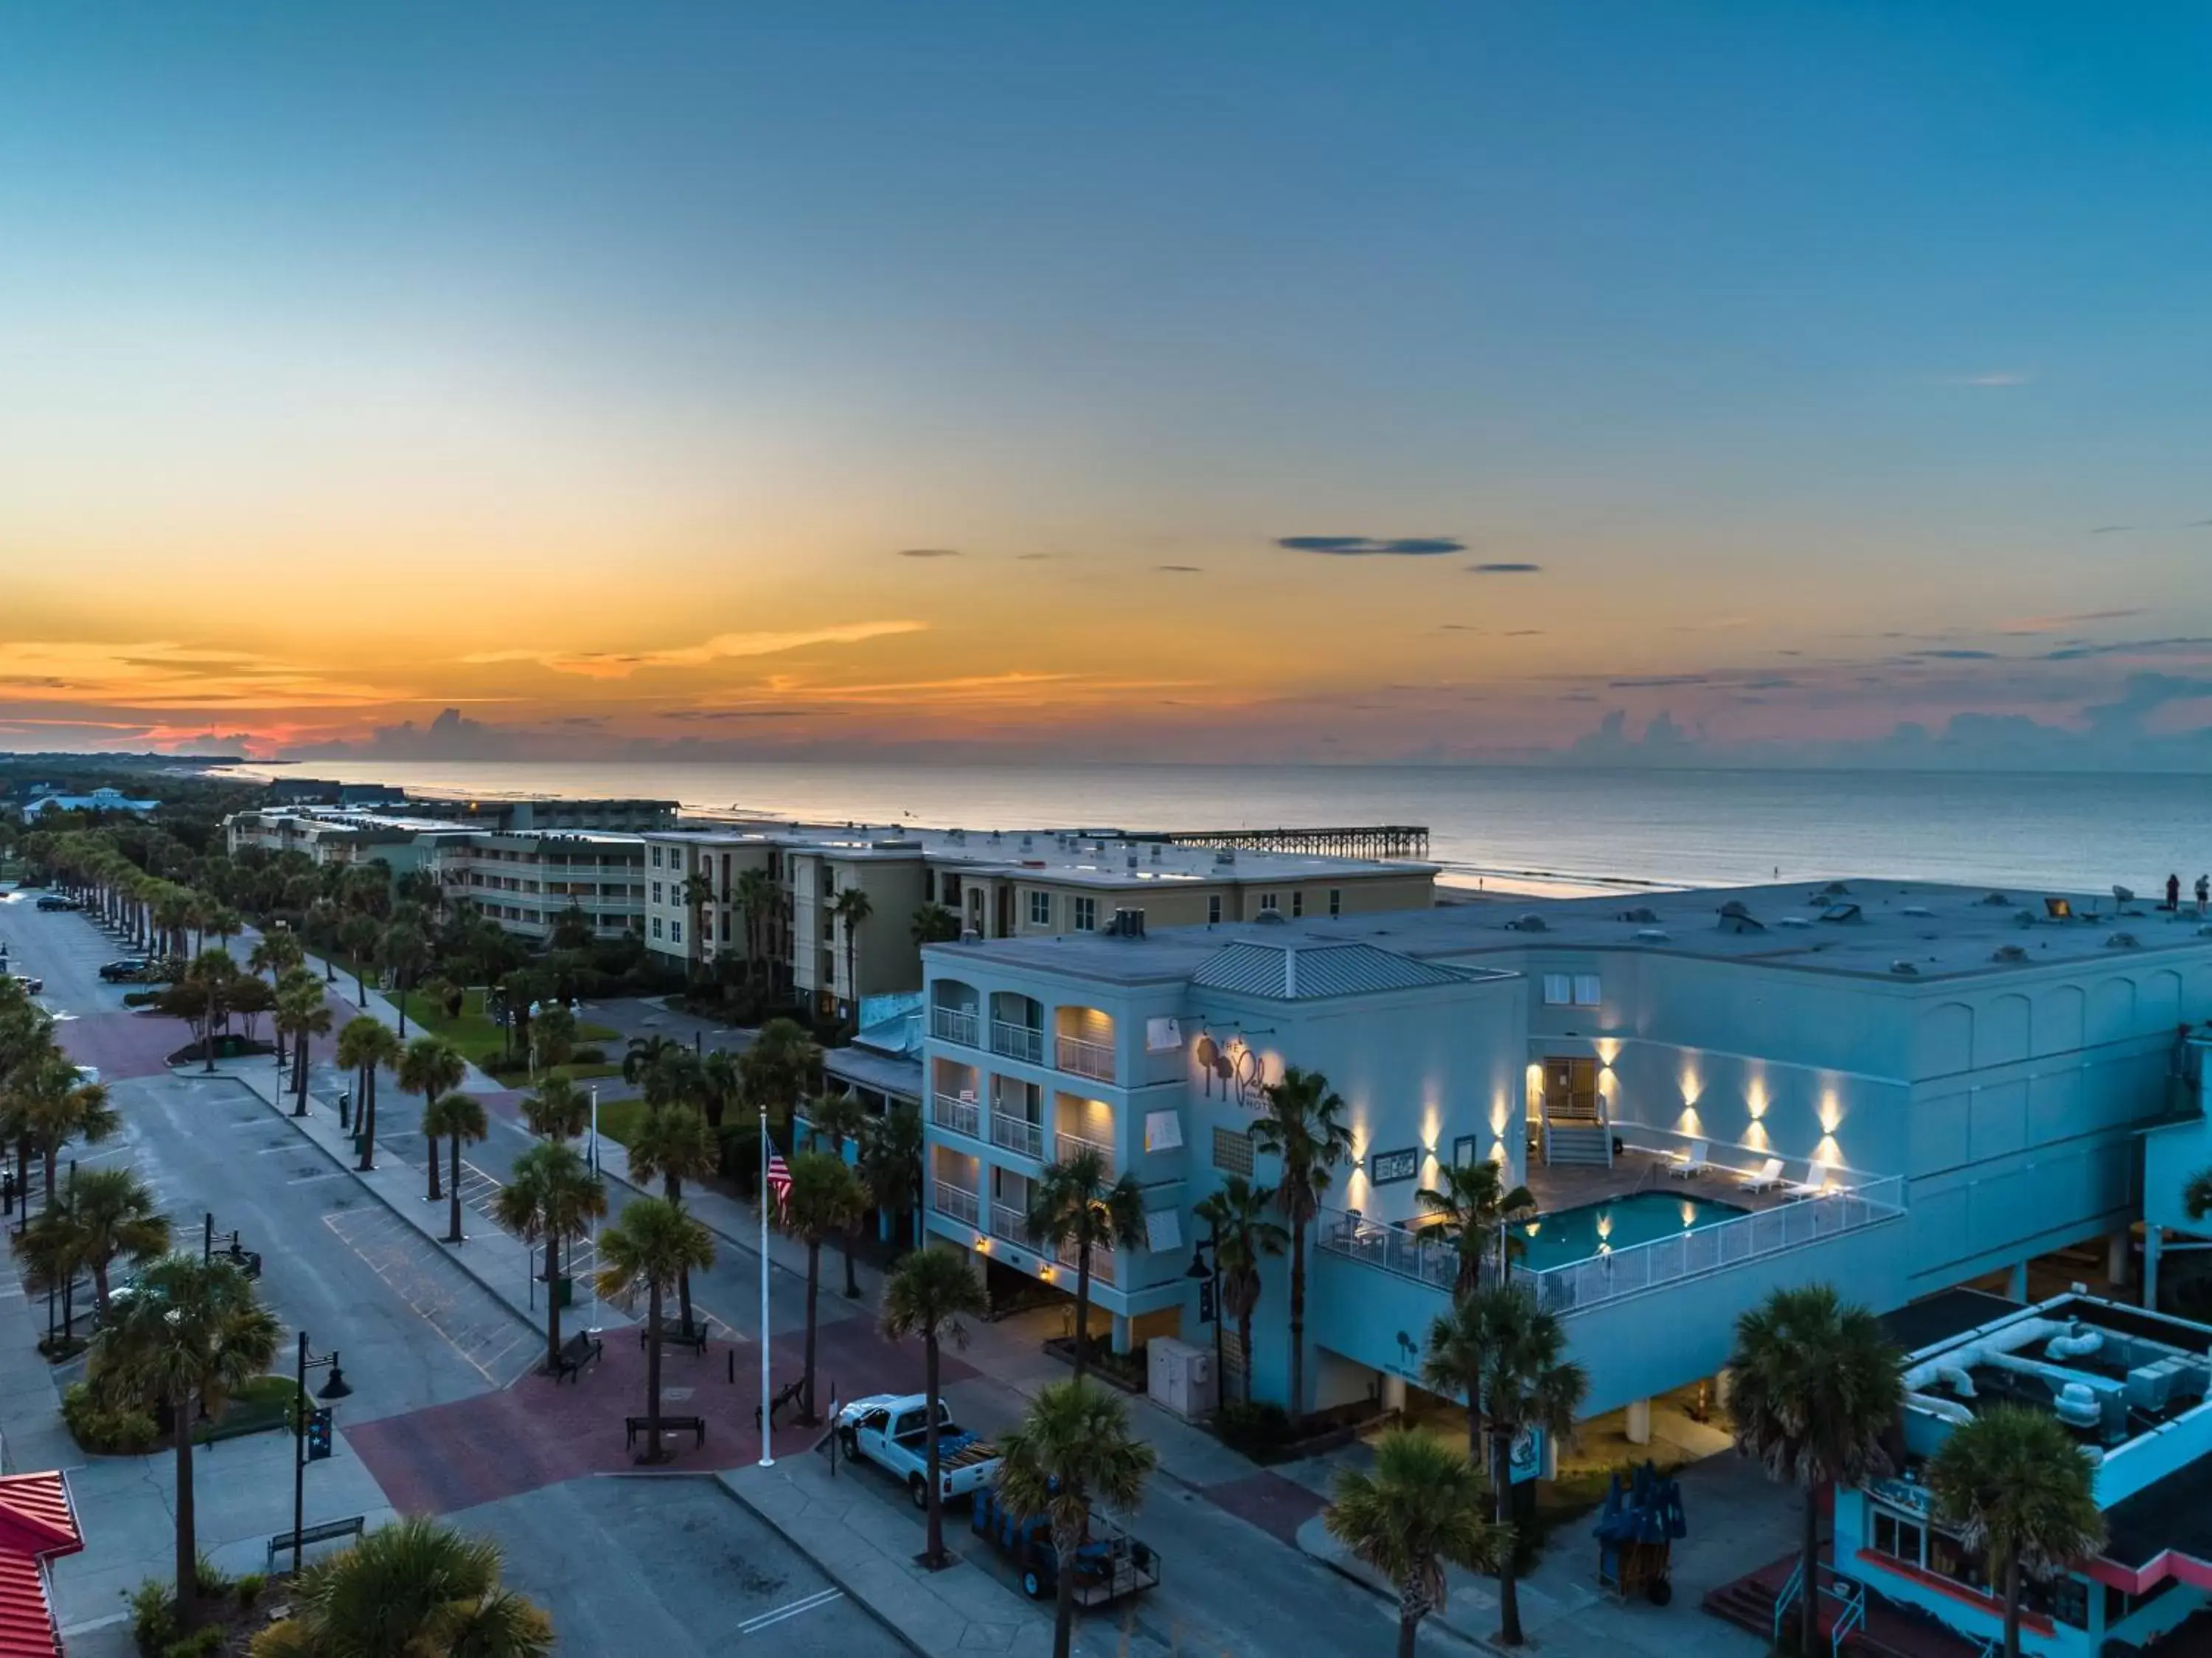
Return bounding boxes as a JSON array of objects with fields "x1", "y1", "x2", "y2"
[
  {"x1": 625, "y1": 1414, "x2": 706, "y2": 1451},
  {"x1": 640, "y1": 1322, "x2": 710, "y2": 1357},
  {"x1": 754, "y1": 1377, "x2": 807, "y2": 1430},
  {"x1": 553, "y1": 1331, "x2": 602, "y2": 1384},
  {"x1": 267, "y1": 1514, "x2": 366, "y2": 1568}
]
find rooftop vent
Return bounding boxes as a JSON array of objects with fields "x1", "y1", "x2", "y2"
[
  {"x1": 2113, "y1": 885, "x2": 2135, "y2": 905},
  {"x1": 1505, "y1": 914, "x2": 1549, "y2": 932},
  {"x1": 1719, "y1": 914, "x2": 1767, "y2": 935},
  {"x1": 2106, "y1": 932, "x2": 2141, "y2": 950},
  {"x1": 1020, "y1": 835, "x2": 1032, "y2": 850},
  {"x1": 1981, "y1": 892, "x2": 2011, "y2": 906},
  {"x1": 1890, "y1": 960, "x2": 1920, "y2": 976},
  {"x1": 1718, "y1": 900, "x2": 1756, "y2": 918},
  {"x1": 1632, "y1": 927, "x2": 1672, "y2": 943},
  {"x1": 1819, "y1": 903, "x2": 1863, "y2": 923},
  {"x1": 1214, "y1": 848, "x2": 1236, "y2": 866},
  {"x1": 1253, "y1": 909, "x2": 1287, "y2": 926},
  {"x1": 1105, "y1": 907, "x2": 1147, "y2": 939},
  {"x1": 1126, "y1": 853, "x2": 1139, "y2": 871},
  {"x1": 1901, "y1": 905, "x2": 1934, "y2": 918},
  {"x1": 1816, "y1": 881, "x2": 1853, "y2": 897},
  {"x1": 1617, "y1": 906, "x2": 1660, "y2": 924},
  {"x1": 959, "y1": 928, "x2": 981, "y2": 944},
  {"x1": 1991, "y1": 945, "x2": 2030, "y2": 963},
  {"x1": 2014, "y1": 909, "x2": 2039, "y2": 927},
  {"x1": 1778, "y1": 917, "x2": 1814, "y2": 929}
]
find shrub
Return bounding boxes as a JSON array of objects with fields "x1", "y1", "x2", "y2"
[
  {"x1": 63, "y1": 1381, "x2": 159, "y2": 1454},
  {"x1": 193, "y1": 1553, "x2": 233, "y2": 1598},
  {"x1": 127, "y1": 1578, "x2": 175, "y2": 1655},
  {"x1": 569, "y1": 1044, "x2": 607, "y2": 1065},
  {"x1": 161, "y1": 1627, "x2": 223, "y2": 1658},
  {"x1": 232, "y1": 1571, "x2": 265, "y2": 1609},
  {"x1": 1214, "y1": 1399, "x2": 1294, "y2": 1456},
  {"x1": 122, "y1": 990, "x2": 161, "y2": 1008}
]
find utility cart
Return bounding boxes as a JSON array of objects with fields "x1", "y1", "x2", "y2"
[
  {"x1": 971, "y1": 1486, "x2": 1160, "y2": 1607},
  {"x1": 1593, "y1": 1462, "x2": 1686, "y2": 1606}
]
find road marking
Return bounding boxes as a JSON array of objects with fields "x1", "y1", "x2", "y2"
[
  {"x1": 321, "y1": 1208, "x2": 536, "y2": 1386},
  {"x1": 739, "y1": 1589, "x2": 844, "y2": 1635},
  {"x1": 287, "y1": 1169, "x2": 349, "y2": 1184}
]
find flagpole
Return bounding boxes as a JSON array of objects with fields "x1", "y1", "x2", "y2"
[
  {"x1": 759, "y1": 1108, "x2": 774, "y2": 1468},
  {"x1": 588, "y1": 1085, "x2": 602, "y2": 1335}
]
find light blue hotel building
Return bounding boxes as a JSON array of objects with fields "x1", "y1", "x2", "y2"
[{"x1": 919, "y1": 879, "x2": 2212, "y2": 1428}]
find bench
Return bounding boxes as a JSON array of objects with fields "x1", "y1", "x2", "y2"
[
  {"x1": 267, "y1": 1514, "x2": 366, "y2": 1568},
  {"x1": 754, "y1": 1376, "x2": 807, "y2": 1430},
  {"x1": 553, "y1": 1332, "x2": 602, "y2": 1384},
  {"x1": 625, "y1": 1414, "x2": 706, "y2": 1451},
  {"x1": 640, "y1": 1321, "x2": 710, "y2": 1357}
]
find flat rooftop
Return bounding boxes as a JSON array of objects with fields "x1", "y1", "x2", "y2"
[{"x1": 931, "y1": 878, "x2": 2212, "y2": 985}]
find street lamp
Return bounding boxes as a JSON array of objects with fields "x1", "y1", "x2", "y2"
[
  {"x1": 1186, "y1": 1227, "x2": 1225, "y2": 1412},
  {"x1": 290, "y1": 1330, "x2": 353, "y2": 1576}
]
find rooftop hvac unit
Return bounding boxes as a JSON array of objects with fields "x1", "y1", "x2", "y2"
[
  {"x1": 1890, "y1": 960, "x2": 1920, "y2": 976},
  {"x1": 1105, "y1": 908, "x2": 1147, "y2": 939},
  {"x1": 959, "y1": 928, "x2": 981, "y2": 944}
]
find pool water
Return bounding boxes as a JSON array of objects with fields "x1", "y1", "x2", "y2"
[{"x1": 1515, "y1": 1191, "x2": 1745, "y2": 1272}]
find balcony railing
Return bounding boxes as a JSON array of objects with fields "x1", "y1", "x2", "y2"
[
  {"x1": 990, "y1": 1202, "x2": 1036, "y2": 1246},
  {"x1": 933, "y1": 1179, "x2": 980, "y2": 1228},
  {"x1": 992, "y1": 1112, "x2": 1044, "y2": 1161},
  {"x1": 1054, "y1": 1130, "x2": 1116, "y2": 1175},
  {"x1": 1318, "y1": 1169, "x2": 1906, "y2": 1316},
  {"x1": 931, "y1": 1007, "x2": 980, "y2": 1047},
  {"x1": 992, "y1": 1020, "x2": 1045, "y2": 1065},
  {"x1": 1056, "y1": 1033, "x2": 1116, "y2": 1083},
  {"x1": 931, "y1": 1093, "x2": 981, "y2": 1140},
  {"x1": 1056, "y1": 1236, "x2": 1116, "y2": 1286}
]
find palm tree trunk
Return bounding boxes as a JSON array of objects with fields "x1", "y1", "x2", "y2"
[
  {"x1": 447, "y1": 1137, "x2": 464, "y2": 1243},
  {"x1": 92, "y1": 1258, "x2": 111, "y2": 1319},
  {"x1": 1239, "y1": 1308, "x2": 1256, "y2": 1404},
  {"x1": 173, "y1": 1391, "x2": 198, "y2": 1626},
  {"x1": 357, "y1": 1066, "x2": 376, "y2": 1171},
  {"x1": 2003, "y1": 1554, "x2": 2021, "y2": 1658},
  {"x1": 1801, "y1": 1487, "x2": 1822, "y2": 1657},
  {"x1": 801, "y1": 1241, "x2": 821, "y2": 1422},
  {"x1": 1395, "y1": 1614, "x2": 1419, "y2": 1658},
  {"x1": 426, "y1": 1131, "x2": 442, "y2": 1202},
  {"x1": 1052, "y1": 1519, "x2": 1079, "y2": 1658},
  {"x1": 203, "y1": 980, "x2": 218, "y2": 1072},
  {"x1": 922, "y1": 1333, "x2": 945, "y2": 1567},
  {"x1": 1289, "y1": 1219, "x2": 1307, "y2": 1421},
  {"x1": 643, "y1": 1281, "x2": 667, "y2": 1462},
  {"x1": 1495, "y1": 1430, "x2": 1523, "y2": 1645},
  {"x1": 544, "y1": 1236, "x2": 563, "y2": 1370},
  {"x1": 1071, "y1": 1246, "x2": 1092, "y2": 1385},
  {"x1": 293, "y1": 1030, "x2": 309, "y2": 1114},
  {"x1": 842, "y1": 1232, "x2": 860, "y2": 1299},
  {"x1": 41, "y1": 1149, "x2": 55, "y2": 1210},
  {"x1": 397, "y1": 977, "x2": 408, "y2": 1037}
]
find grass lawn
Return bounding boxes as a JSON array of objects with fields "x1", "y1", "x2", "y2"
[
  {"x1": 397, "y1": 987, "x2": 616, "y2": 1069},
  {"x1": 593, "y1": 1097, "x2": 762, "y2": 1148}
]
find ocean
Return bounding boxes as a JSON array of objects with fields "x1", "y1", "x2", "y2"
[{"x1": 210, "y1": 760, "x2": 2212, "y2": 901}]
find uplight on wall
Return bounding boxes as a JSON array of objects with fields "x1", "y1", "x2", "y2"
[{"x1": 1818, "y1": 1089, "x2": 1843, "y2": 1136}]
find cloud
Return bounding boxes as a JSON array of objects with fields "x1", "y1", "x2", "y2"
[
  {"x1": 896, "y1": 547, "x2": 961, "y2": 559},
  {"x1": 2088, "y1": 525, "x2": 2133, "y2": 535},
  {"x1": 460, "y1": 620, "x2": 926, "y2": 679},
  {"x1": 1438, "y1": 624, "x2": 1484, "y2": 634},
  {"x1": 1014, "y1": 552, "x2": 1054, "y2": 561},
  {"x1": 2041, "y1": 636, "x2": 2212, "y2": 662},
  {"x1": 1155, "y1": 564, "x2": 1204, "y2": 574},
  {"x1": 1940, "y1": 372, "x2": 2032, "y2": 387},
  {"x1": 1504, "y1": 629, "x2": 1544, "y2": 637},
  {"x1": 1910, "y1": 649, "x2": 2000, "y2": 660},
  {"x1": 2190, "y1": 520, "x2": 2212, "y2": 529},
  {"x1": 655, "y1": 708, "x2": 807, "y2": 721},
  {"x1": 1276, "y1": 535, "x2": 1465, "y2": 557},
  {"x1": 1608, "y1": 674, "x2": 1708, "y2": 689},
  {"x1": 1467, "y1": 562, "x2": 1542, "y2": 575},
  {"x1": 1997, "y1": 608, "x2": 2143, "y2": 634}
]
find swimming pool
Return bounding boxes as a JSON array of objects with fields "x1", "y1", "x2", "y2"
[{"x1": 1516, "y1": 1191, "x2": 1747, "y2": 1273}]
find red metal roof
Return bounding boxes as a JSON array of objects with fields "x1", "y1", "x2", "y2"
[{"x1": 0, "y1": 1474, "x2": 83, "y2": 1658}]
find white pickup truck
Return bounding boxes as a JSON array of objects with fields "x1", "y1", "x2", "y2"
[{"x1": 835, "y1": 1393, "x2": 1002, "y2": 1509}]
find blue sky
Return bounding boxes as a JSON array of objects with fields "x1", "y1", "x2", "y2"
[{"x1": 1, "y1": 3, "x2": 2208, "y2": 765}]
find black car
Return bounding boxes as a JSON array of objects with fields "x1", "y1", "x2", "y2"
[
  {"x1": 98, "y1": 959, "x2": 153, "y2": 982},
  {"x1": 34, "y1": 895, "x2": 76, "y2": 912},
  {"x1": 7, "y1": 975, "x2": 43, "y2": 996}
]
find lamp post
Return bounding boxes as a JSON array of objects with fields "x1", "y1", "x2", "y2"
[
  {"x1": 586, "y1": 1086, "x2": 602, "y2": 1336},
  {"x1": 1186, "y1": 1225, "x2": 1224, "y2": 1410},
  {"x1": 290, "y1": 1330, "x2": 352, "y2": 1576}
]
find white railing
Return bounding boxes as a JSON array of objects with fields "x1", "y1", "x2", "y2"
[
  {"x1": 1317, "y1": 1210, "x2": 1467, "y2": 1292},
  {"x1": 992, "y1": 1020, "x2": 1045, "y2": 1065},
  {"x1": 931, "y1": 1092, "x2": 981, "y2": 1140},
  {"x1": 933, "y1": 1179, "x2": 980, "y2": 1227},
  {"x1": 992, "y1": 1112, "x2": 1044, "y2": 1160},
  {"x1": 1054, "y1": 1130, "x2": 1116, "y2": 1175},
  {"x1": 991, "y1": 1202, "x2": 1036, "y2": 1246},
  {"x1": 1056, "y1": 1033, "x2": 1116, "y2": 1083},
  {"x1": 931, "y1": 1006, "x2": 980, "y2": 1047},
  {"x1": 1057, "y1": 1236, "x2": 1116, "y2": 1286}
]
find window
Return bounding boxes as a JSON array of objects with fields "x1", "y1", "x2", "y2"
[
  {"x1": 651, "y1": 918, "x2": 664, "y2": 939},
  {"x1": 923, "y1": 869, "x2": 936, "y2": 903},
  {"x1": 1452, "y1": 1134, "x2": 1480, "y2": 1168},
  {"x1": 1207, "y1": 895, "x2": 1222, "y2": 925},
  {"x1": 670, "y1": 920, "x2": 683, "y2": 944},
  {"x1": 1871, "y1": 1508, "x2": 1924, "y2": 1569},
  {"x1": 1071, "y1": 896, "x2": 1096, "y2": 932},
  {"x1": 1258, "y1": 892, "x2": 1279, "y2": 914},
  {"x1": 1211, "y1": 1126, "x2": 1254, "y2": 1176},
  {"x1": 1573, "y1": 974, "x2": 1602, "y2": 1007},
  {"x1": 1543, "y1": 974, "x2": 1572, "y2": 1005},
  {"x1": 1329, "y1": 887, "x2": 1342, "y2": 918},
  {"x1": 1029, "y1": 890, "x2": 1052, "y2": 926},
  {"x1": 1368, "y1": 1147, "x2": 1421, "y2": 1185},
  {"x1": 651, "y1": 881, "x2": 663, "y2": 905},
  {"x1": 1291, "y1": 890, "x2": 1304, "y2": 918},
  {"x1": 651, "y1": 846, "x2": 663, "y2": 868}
]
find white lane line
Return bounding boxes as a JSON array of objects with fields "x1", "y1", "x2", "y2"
[
  {"x1": 287, "y1": 1169, "x2": 350, "y2": 1184},
  {"x1": 739, "y1": 1588, "x2": 844, "y2": 1635}
]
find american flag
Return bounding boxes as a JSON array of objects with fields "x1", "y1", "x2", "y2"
[{"x1": 765, "y1": 1151, "x2": 792, "y2": 1210}]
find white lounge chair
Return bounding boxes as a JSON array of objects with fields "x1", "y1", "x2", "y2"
[
  {"x1": 1784, "y1": 1161, "x2": 1851, "y2": 1200},
  {"x1": 1666, "y1": 1141, "x2": 1710, "y2": 1179},
  {"x1": 1736, "y1": 1158, "x2": 1786, "y2": 1193}
]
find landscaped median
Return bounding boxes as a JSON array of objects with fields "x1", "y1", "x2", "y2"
[{"x1": 393, "y1": 987, "x2": 622, "y2": 1086}]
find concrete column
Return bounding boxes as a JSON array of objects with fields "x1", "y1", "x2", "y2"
[
  {"x1": 1625, "y1": 1397, "x2": 1652, "y2": 1446},
  {"x1": 2144, "y1": 1227, "x2": 2163, "y2": 1311},
  {"x1": 2007, "y1": 1260, "x2": 2029, "y2": 1301},
  {"x1": 2107, "y1": 1228, "x2": 2132, "y2": 1291},
  {"x1": 1714, "y1": 1367, "x2": 1734, "y2": 1412},
  {"x1": 1112, "y1": 1313, "x2": 1133, "y2": 1355},
  {"x1": 1380, "y1": 1373, "x2": 1407, "y2": 1412}
]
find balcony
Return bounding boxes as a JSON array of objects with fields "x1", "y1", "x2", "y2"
[
  {"x1": 933, "y1": 1179, "x2": 981, "y2": 1228},
  {"x1": 990, "y1": 1202, "x2": 1036, "y2": 1246},
  {"x1": 931, "y1": 1093, "x2": 981, "y2": 1140},
  {"x1": 1055, "y1": 1235, "x2": 1116, "y2": 1286},
  {"x1": 1054, "y1": 1130, "x2": 1116, "y2": 1175},
  {"x1": 931, "y1": 1007, "x2": 980, "y2": 1048},
  {"x1": 992, "y1": 1112, "x2": 1044, "y2": 1161},
  {"x1": 1055, "y1": 1034, "x2": 1115, "y2": 1083},
  {"x1": 992, "y1": 1020, "x2": 1045, "y2": 1066}
]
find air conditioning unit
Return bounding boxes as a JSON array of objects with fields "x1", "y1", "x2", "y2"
[{"x1": 1149, "y1": 1338, "x2": 1217, "y2": 1422}]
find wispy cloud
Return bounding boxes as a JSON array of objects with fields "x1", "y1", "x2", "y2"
[
  {"x1": 1014, "y1": 552, "x2": 1054, "y2": 561},
  {"x1": 1940, "y1": 372, "x2": 2033, "y2": 387},
  {"x1": 1156, "y1": 564, "x2": 1204, "y2": 574},
  {"x1": 1997, "y1": 608, "x2": 2143, "y2": 634},
  {"x1": 461, "y1": 621, "x2": 926, "y2": 679},
  {"x1": 1466, "y1": 562, "x2": 1541, "y2": 575},
  {"x1": 2088, "y1": 525, "x2": 2133, "y2": 535},
  {"x1": 897, "y1": 547, "x2": 961, "y2": 559},
  {"x1": 1276, "y1": 535, "x2": 1465, "y2": 557}
]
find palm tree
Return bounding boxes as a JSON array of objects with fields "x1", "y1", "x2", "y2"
[
  {"x1": 493, "y1": 1142, "x2": 608, "y2": 1373},
  {"x1": 21, "y1": 1063, "x2": 119, "y2": 1208},
  {"x1": 275, "y1": 977, "x2": 333, "y2": 1117},
  {"x1": 829, "y1": 885, "x2": 874, "y2": 1018},
  {"x1": 335, "y1": 1015, "x2": 401, "y2": 1171},
  {"x1": 622, "y1": 1033, "x2": 688, "y2": 1103},
  {"x1": 91, "y1": 1252, "x2": 279, "y2": 1631},
  {"x1": 997, "y1": 1380, "x2": 1159, "y2": 1658},
  {"x1": 1729, "y1": 1283, "x2": 1905, "y2": 1657},
  {"x1": 738, "y1": 1017, "x2": 820, "y2": 1150},
  {"x1": 774, "y1": 1150, "x2": 866, "y2": 1421},
  {"x1": 522, "y1": 1074, "x2": 589, "y2": 1141},
  {"x1": 1251, "y1": 1066, "x2": 1352, "y2": 1418},
  {"x1": 679, "y1": 870, "x2": 716, "y2": 979},
  {"x1": 807, "y1": 1090, "x2": 871, "y2": 1295},
  {"x1": 306, "y1": 899, "x2": 341, "y2": 979},
  {"x1": 249, "y1": 1515, "x2": 554, "y2": 1657},
  {"x1": 423, "y1": 1093, "x2": 490, "y2": 1244},
  {"x1": 910, "y1": 902, "x2": 960, "y2": 946},
  {"x1": 698, "y1": 1047, "x2": 741, "y2": 1131},
  {"x1": 528, "y1": 1005, "x2": 577, "y2": 1077},
  {"x1": 732, "y1": 866, "x2": 777, "y2": 988},
  {"x1": 879, "y1": 1249, "x2": 987, "y2": 1569},
  {"x1": 55, "y1": 1166, "x2": 170, "y2": 1316},
  {"x1": 627, "y1": 1104, "x2": 720, "y2": 1331},
  {"x1": 397, "y1": 1036, "x2": 467, "y2": 1204},
  {"x1": 1928, "y1": 1406, "x2": 2104, "y2": 1658},
  {"x1": 187, "y1": 947, "x2": 240, "y2": 1073},
  {"x1": 1192, "y1": 1176, "x2": 1285, "y2": 1403},
  {"x1": 248, "y1": 930, "x2": 304, "y2": 984},
  {"x1": 859, "y1": 1101, "x2": 925, "y2": 1252},
  {"x1": 1422, "y1": 1284, "x2": 1588, "y2": 1645},
  {"x1": 594, "y1": 1196, "x2": 714, "y2": 1462},
  {"x1": 1026, "y1": 1147, "x2": 1143, "y2": 1385},
  {"x1": 204, "y1": 904, "x2": 243, "y2": 957},
  {"x1": 1325, "y1": 1428, "x2": 1511, "y2": 1658},
  {"x1": 380, "y1": 922, "x2": 431, "y2": 1035},
  {"x1": 338, "y1": 913, "x2": 382, "y2": 1001},
  {"x1": 1416, "y1": 1158, "x2": 1536, "y2": 1296}
]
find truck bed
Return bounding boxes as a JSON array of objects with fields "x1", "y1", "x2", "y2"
[{"x1": 897, "y1": 1429, "x2": 997, "y2": 1470}]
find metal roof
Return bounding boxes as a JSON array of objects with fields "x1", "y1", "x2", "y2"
[
  {"x1": 0, "y1": 1471, "x2": 83, "y2": 1658},
  {"x1": 1189, "y1": 940, "x2": 1469, "y2": 1001}
]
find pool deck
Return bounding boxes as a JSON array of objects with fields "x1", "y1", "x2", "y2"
[{"x1": 1523, "y1": 1146, "x2": 1801, "y2": 1217}]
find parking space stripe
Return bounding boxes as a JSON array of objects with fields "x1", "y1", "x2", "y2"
[{"x1": 738, "y1": 1588, "x2": 844, "y2": 1635}]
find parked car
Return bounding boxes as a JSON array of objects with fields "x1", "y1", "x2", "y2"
[
  {"x1": 34, "y1": 896, "x2": 75, "y2": 912},
  {"x1": 835, "y1": 1393, "x2": 1001, "y2": 1509},
  {"x1": 7, "y1": 974, "x2": 43, "y2": 996},
  {"x1": 970, "y1": 1485, "x2": 1160, "y2": 1606},
  {"x1": 73, "y1": 1066, "x2": 100, "y2": 1088},
  {"x1": 98, "y1": 958, "x2": 153, "y2": 982}
]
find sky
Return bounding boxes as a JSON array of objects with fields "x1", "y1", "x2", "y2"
[{"x1": 3, "y1": 2, "x2": 2210, "y2": 769}]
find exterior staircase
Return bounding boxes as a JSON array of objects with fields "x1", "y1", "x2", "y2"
[
  {"x1": 1704, "y1": 1555, "x2": 1989, "y2": 1658},
  {"x1": 1543, "y1": 1120, "x2": 1612, "y2": 1167}
]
